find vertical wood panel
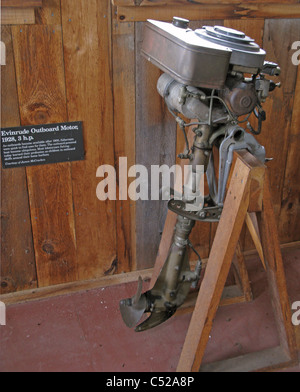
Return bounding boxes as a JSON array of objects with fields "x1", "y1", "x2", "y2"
[
  {"x1": 0, "y1": 26, "x2": 37, "y2": 294},
  {"x1": 135, "y1": 22, "x2": 177, "y2": 270},
  {"x1": 11, "y1": 25, "x2": 78, "y2": 287},
  {"x1": 61, "y1": 0, "x2": 117, "y2": 280},
  {"x1": 279, "y1": 67, "x2": 300, "y2": 243},
  {"x1": 112, "y1": 20, "x2": 137, "y2": 272},
  {"x1": 258, "y1": 19, "x2": 300, "y2": 224}
]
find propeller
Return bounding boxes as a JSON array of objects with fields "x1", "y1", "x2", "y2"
[
  {"x1": 119, "y1": 240, "x2": 201, "y2": 332},
  {"x1": 119, "y1": 277, "x2": 148, "y2": 328},
  {"x1": 119, "y1": 277, "x2": 177, "y2": 332}
]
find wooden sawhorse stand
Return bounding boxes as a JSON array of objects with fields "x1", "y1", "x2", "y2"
[{"x1": 152, "y1": 149, "x2": 298, "y2": 372}]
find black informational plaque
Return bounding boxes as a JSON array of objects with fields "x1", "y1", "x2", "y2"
[{"x1": 1, "y1": 121, "x2": 85, "y2": 169}]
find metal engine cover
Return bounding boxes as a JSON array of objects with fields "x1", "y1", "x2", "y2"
[
  {"x1": 141, "y1": 19, "x2": 232, "y2": 89},
  {"x1": 196, "y1": 25, "x2": 266, "y2": 70},
  {"x1": 141, "y1": 18, "x2": 266, "y2": 89}
]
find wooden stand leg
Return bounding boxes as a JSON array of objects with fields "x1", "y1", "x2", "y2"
[
  {"x1": 177, "y1": 156, "x2": 253, "y2": 372},
  {"x1": 257, "y1": 174, "x2": 298, "y2": 361},
  {"x1": 232, "y1": 240, "x2": 253, "y2": 302},
  {"x1": 176, "y1": 151, "x2": 298, "y2": 372}
]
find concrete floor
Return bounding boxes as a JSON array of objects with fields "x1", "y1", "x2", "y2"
[{"x1": 0, "y1": 248, "x2": 299, "y2": 372}]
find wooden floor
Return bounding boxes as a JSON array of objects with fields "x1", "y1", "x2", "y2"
[{"x1": 0, "y1": 247, "x2": 299, "y2": 372}]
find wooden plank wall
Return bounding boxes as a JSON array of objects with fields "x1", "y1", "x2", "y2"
[
  {"x1": 1, "y1": 0, "x2": 300, "y2": 294},
  {"x1": 1, "y1": 0, "x2": 121, "y2": 294}
]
